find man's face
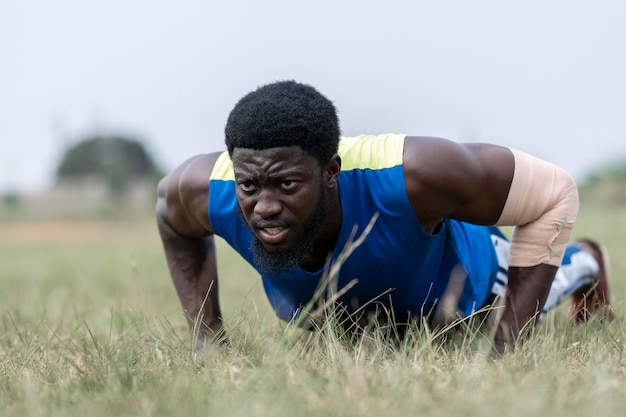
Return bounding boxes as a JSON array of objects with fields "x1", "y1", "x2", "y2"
[{"x1": 232, "y1": 146, "x2": 329, "y2": 274}]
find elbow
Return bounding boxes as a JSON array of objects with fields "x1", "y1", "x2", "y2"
[{"x1": 557, "y1": 169, "x2": 579, "y2": 223}]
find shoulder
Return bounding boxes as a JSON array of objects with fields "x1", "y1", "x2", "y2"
[
  {"x1": 403, "y1": 136, "x2": 481, "y2": 177},
  {"x1": 156, "y1": 152, "x2": 224, "y2": 237},
  {"x1": 403, "y1": 136, "x2": 516, "y2": 188}
]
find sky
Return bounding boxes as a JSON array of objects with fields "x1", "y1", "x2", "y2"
[{"x1": 1, "y1": 0, "x2": 625, "y2": 193}]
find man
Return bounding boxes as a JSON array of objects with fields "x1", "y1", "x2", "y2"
[{"x1": 156, "y1": 80, "x2": 613, "y2": 353}]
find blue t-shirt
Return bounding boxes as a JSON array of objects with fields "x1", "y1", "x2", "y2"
[{"x1": 208, "y1": 134, "x2": 501, "y2": 323}]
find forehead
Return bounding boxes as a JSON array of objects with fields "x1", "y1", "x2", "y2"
[{"x1": 231, "y1": 146, "x2": 319, "y2": 174}]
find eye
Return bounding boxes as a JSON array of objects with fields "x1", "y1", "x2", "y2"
[
  {"x1": 280, "y1": 180, "x2": 297, "y2": 191},
  {"x1": 238, "y1": 180, "x2": 257, "y2": 192}
]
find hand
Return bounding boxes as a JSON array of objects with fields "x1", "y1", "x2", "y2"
[{"x1": 191, "y1": 318, "x2": 228, "y2": 351}]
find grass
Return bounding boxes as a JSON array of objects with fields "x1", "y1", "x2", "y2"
[{"x1": 0, "y1": 204, "x2": 625, "y2": 416}]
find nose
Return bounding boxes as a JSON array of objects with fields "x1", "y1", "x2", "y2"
[{"x1": 254, "y1": 188, "x2": 282, "y2": 218}]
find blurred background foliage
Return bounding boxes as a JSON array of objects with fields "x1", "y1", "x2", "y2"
[
  {"x1": 55, "y1": 135, "x2": 164, "y2": 201},
  {"x1": 57, "y1": 135, "x2": 162, "y2": 180}
]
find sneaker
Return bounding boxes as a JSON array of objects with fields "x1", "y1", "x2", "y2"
[{"x1": 571, "y1": 238, "x2": 615, "y2": 322}]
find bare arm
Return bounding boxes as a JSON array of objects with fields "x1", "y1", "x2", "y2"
[
  {"x1": 403, "y1": 137, "x2": 574, "y2": 351},
  {"x1": 156, "y1": 153, "x2": 225, "y2": 345}
]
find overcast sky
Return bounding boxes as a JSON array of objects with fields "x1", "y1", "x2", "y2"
[{"x1": 2, "y1": 0, "x2": 625, "y2": 193}]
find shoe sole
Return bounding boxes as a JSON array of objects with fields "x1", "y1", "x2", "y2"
[{"x1": 571, "y1": 238, "x2": 615, "y2": 322}]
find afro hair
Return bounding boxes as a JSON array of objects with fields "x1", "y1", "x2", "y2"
[{"x1": 224, "y1": 80, "x2": 340, "y2": 165}]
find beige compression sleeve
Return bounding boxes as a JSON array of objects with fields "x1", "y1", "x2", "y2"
[{"x1": 496, "y1": 148, "x2": 579, "y2": 267}]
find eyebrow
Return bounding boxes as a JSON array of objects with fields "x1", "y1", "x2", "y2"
[{"x1": 234, "y1": 165, "x2": 310, "y2": 177}]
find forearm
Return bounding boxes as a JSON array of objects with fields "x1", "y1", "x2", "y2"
[
  {"x1": 159, "y1": 224, "x2": 223, "y2": 339},
  {"x1": 494, "y1": 264, "x2": 557, "y2": 351},
  {"x1": 491, "y1": 150, "x2": 579, "y2": 352}
]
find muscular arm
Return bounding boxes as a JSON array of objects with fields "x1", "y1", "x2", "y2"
[
  {"x1": 403, "y1": 137, "x2": 577, "y2": 352},
  {"x1": 403, "y1": 137, "x2": 515, "y2": 231},
  {"x1": 156, "y1": 153, "x2": 225, "y2": 345}
]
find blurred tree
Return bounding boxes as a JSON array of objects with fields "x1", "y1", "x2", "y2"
[
  {"x1": 56, "y1": 135, "x2": 164, "y2": 201},
  {"x1": 1, "y1": 190, "x2": 21, "y2": 210}
]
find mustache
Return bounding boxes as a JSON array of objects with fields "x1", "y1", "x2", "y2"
[{"x1": 251, "y1": 218, "x2": 293, "y2": 229}]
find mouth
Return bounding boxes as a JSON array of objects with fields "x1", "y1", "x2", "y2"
[{"x1": 255, "y1": 224, "x2": 290, "y2": 246}]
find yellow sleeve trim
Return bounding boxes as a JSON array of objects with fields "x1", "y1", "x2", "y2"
[
  {"x1": 339, "y1": 134, "x2": 406, "y2": 171},
  {"x1": 210, "y1": 151, "x2": 235, "y2": 181}
]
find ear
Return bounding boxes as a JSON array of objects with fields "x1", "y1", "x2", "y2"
[{"x1": 324, "y1": 154, "x2": 341, "y2": 188}]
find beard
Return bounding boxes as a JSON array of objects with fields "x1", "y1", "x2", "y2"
[{"x1": 237, "y1": 183, "x2": 329, "y2": 276}]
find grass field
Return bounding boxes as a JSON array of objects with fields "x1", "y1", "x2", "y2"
[{"x1": 0, "y1": 203, "x2": 625, "y2": 416}]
